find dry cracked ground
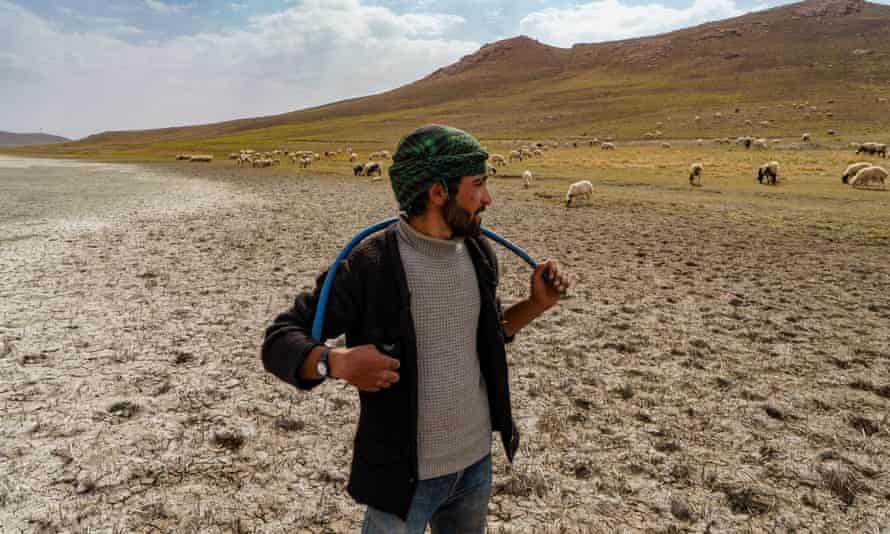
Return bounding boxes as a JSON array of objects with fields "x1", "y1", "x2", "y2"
[{"x1": 1, "y1": 165, "x2": 888, "y2": 533}]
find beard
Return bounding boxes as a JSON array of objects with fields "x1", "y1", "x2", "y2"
[{"x1": 442, "y1": 196, "x2": 483, "y2": 238}]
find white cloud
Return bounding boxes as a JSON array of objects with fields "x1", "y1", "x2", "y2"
[
  {"x1": 230, "y1": 2, "x2": 248, "y2": 11},
  {"x1": 520, "y1": 0, "x2": 747, "y2": 46},
  {"x1": 144, "y1": 0, "x2": 192, "y2": 15},
  {"x1": 0, "y1": 0, "x2": 477, "y2": 139}
]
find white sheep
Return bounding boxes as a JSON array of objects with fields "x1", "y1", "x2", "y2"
[
  {"x1": 533, "y1": 149, "x2": 544, "y2": 158},
  {"x1": 842, "y1": 162, "x2": 873, "y2": 184},
  {"x1": 490, "y1": 154, "x2": 507, "y2": 167},
  {"x1": 565, "y1": 180, "x2": 593, "y2": 207},
  {"x1": 752, "y1": 138, "x2": 767, "y2": 150},
  {"x1": 850, "y1": 166, "x2": 887, "y2": 189},
  {"x1": 801, "y1": 132, "x2": 811, "y2": 142},
  {"x1": 349, "y1": 152, "x2": 359, "y2": 163},
  {"x1": 601, "y1": 142, "x2": 615, "y2": 150},
  {"x1": 522, "y1": 170, "x2": 533, "y2": 189},
  {"x1": 189, "y1": 155, "x2": 213, "y2": 162},
  {"x1": 661, "y1": 142, "x2": 671, "y2": 149},
  {"x1": 757, "y1": 161, "x2": 780, "y2": 185},
  {"x1": 508, "y1": 150, "x2": 522, "y2": 163},
  {"x1": 689, "y1": 163, "x2": 703, "y2": 186}
]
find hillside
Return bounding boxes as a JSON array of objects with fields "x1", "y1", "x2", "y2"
[
  {"x1": 5, "y1": 0, "x2": 890, "y2": 159},
  {"x1": 0, "y1": 131, "x2": 70, "y2": 147}
]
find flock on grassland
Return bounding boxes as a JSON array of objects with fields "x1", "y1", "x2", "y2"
[{"x1": 172, "y1": 99, "x2": 889, "y2": 204}]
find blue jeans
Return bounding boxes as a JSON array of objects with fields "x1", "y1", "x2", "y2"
[{"x1": 361, "y1": 454, "x2": 492, "y2": 534}]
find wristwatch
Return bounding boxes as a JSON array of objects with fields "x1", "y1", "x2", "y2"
[{"x1": 315, "y1": 345, "x2": 332, "y2": 379}]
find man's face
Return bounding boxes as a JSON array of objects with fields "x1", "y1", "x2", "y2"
[{"x1": 442, "y1": 174, "x2": 492, "y2": 237}]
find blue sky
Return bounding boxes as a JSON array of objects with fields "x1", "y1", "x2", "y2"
[{"x1": 0, "y1": 0, "x2": 834, "y2": 138}]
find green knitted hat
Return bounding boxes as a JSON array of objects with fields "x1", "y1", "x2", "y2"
[{"x1": 389, "y1": 125, "x2": 489, "y2": 211}]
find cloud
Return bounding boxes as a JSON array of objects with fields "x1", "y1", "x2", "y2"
[
  {"x1": 0, "y1": 0, "x2": 477, "y2": 139},
  {"x1": 144, "y1": 0, "x2": 192, "y2": 15},
  {"x1": 520, "y1": 0, "x2": 748, "y2": 46},
  {"x1": 57, "y1": 6, "x2": 146, "y2": 37},
  {"x1": 230, "y1": 2, "x2": 248, "y2": 11}
]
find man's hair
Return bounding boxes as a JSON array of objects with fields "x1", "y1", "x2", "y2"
[{"x1": 405, "y1": 178, "x2": 461, "y2": 217}]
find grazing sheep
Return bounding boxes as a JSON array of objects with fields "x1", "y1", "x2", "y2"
[
  {"x1": 661, "y1": 142, "x2": 672, "y2": 149},
  {"x1": 850, "y1": 166, "x2": 887, "y2": 189},
  {"x1": 878, "y1": 97, "x2": 888, "y2": 103},
  {"x1": 565, "y1": 180, "x2": 593, "y2": 207},
  {"x1": 737, "y1": 136, "x2": 754, "y2": 149},
  {"x1": 522, "y1": 170, "x2": 533, "y2": 189},
  {"x1": 508, "y1": 150, "x2": 522, "y2": 163},
  {"x1": 856, "y1": 142, "x2": 887, "y2": 158},
  {"x1": 228, "y1": 153, "x2": 239, "y2": 160},
  {"x1": 349, "y1": 152, "x2": 359, "y2": 163},
  {"x1": 490, "y1": 154, "x2": 507, "y2": 167},
  {"x1": 697, "y1": 138, "x2": 704, "y2": 146},
  {"x1": 363, "y1": 162, "x2": 382, "y2": 177},
  {"x1": 801, "y1": 132, "x2": 811, "y2": 142},
  {"x1": 689, "y1": 163, "x2": 704, "y2": 186},
  {"x1": 757, "y1": 161, "x2": 780, "y2": 185},
  {"x1": 752, "y1": 138, "x2": 768, "y2": 150},
  {"x1": 601, "y1": 142, "x2": 615, "y2": 150},
  {"x1": 175, "y1": 154, "x2": 191, "y2": 160},
  {"x1": 189, "y1": 155, "x2": 213, "y2": 162},
  {"x1": 827, "y1": 129, "x2": 836, "y2": 136},
  {"x1": 841, "y1": 162, "x2": 873, "y2": 184},
  {"x1": 252, "y1": 158, "x2": 273, "y2": 168},
  {"x1": 353, "y1": 163, "x2": 365, "y2": 176},
  {"x1": 299, "y1": 157, "x2": 312, "y2": 168},
  {"x1": 533, "y1": 149, "x2": 544, "y2": 158}
]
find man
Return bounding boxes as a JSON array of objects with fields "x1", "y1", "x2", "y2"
[{"x1": 261, "y1": 124, "x2": 570, "y2": 533}]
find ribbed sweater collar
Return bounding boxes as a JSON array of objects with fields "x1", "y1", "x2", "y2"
[{"x1": 397, "y1": 216, "x2": 464, "y2": 258}]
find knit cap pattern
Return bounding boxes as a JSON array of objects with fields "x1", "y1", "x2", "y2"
[{"x1": 388, "y1": 125, "x2": 489, "y2": 211}]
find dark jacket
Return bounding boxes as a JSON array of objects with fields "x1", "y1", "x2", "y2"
[{"x1": 261, "y1": 223, "x2": 519, "y2": 520}]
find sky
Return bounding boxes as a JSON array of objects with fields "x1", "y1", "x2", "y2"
[{"x1": 0, "y1": 0, "x2": 841, "y2": 139}]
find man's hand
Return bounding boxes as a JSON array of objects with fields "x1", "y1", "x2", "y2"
[
  {"x1": 330, "y1": 344, "x2": 400, "y2": 392},
  {"x1": 530, "y1": 259, "x2": 570, "y2": 311}
]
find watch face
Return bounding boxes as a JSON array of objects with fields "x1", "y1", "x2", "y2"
[{"x1": 316, "y1": 360, "x2": 328, "y2": 377}]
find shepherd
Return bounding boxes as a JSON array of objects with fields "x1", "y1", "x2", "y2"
[{"x1": 261, "y1": 124, "x2": 570, "y2": 533}]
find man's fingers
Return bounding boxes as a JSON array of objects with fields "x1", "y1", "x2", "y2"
[
  {"x1": 386, "y1": 357, "x2": 401, "y2": 370},
  {"x1": 381, "y1": 371, "x2": 400, "y2": 383}
]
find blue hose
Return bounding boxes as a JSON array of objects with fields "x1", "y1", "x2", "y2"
[{"x1": 311, "y1": 217, "x2": 544, "y2": 341}]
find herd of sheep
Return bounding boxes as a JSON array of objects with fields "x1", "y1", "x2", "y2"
[{"x1": 172, "y1": 125, "x2": 887, "y2": 207}]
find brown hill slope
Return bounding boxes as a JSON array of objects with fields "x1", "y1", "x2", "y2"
[
  {"x1": 8, "y1": 0, "x2": 890, "y2": 158},
  {"x1": 0, "y1": 131, "x2": 70, "y2": 147}
]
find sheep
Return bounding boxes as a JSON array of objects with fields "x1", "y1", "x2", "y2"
[
  {"x1": 849, "y1": 166, "x2": 887, "y2": 189},
  {"x1": 522, "y1": 170, "x2": 533, "y2": 189},
  {"x1": 827, "y1": 129, "x2": 836, "y2": 136},
  {"x1": 363, "y1": 162, "x2": 382, "y2": 177},
  {"x1": 878, "y1": 97, "x2": 888, "y2": 104},
  {"x1": 533, "y1": 149, "x2": 544, "y2": 158},
  {"x1": 856, "y1": 142, "x2": 887, "y2": 157},
  {"x1": 757, "y1": 161, "x2": 780, "y2": 185},
  {"x1": 661, "y1": 142, "x2": 672, "y2": 149},
  {"x1": 189, "y1": 155, "x2": 213, "y2": 162},
  {"x1": 299, "y1": 157, "x2": 312, "y2": 168},
  {"x1": 601, "y1": 142, "x2": 615, "y2": 150},
  {"x1": 565, "y1": 180, "x2": 593, "y2": 207},
  {"x1": 801, "y1": 132, "x2": 811, "y2": 142},
  {"x1": 252, "y1": 158, "x2": 273, "y2": 168},
  {"x1": 353, "y1": 163, "x2": 365, "y2": 176},
  {"x1": 175, "y1": 154, "x2": 191, "y2": 160},
  {"x1": 696, "y1": 138, "x2": 704, "y2": 146},
  {"x1": 508, "y1": 150, "x2": 522, "y2": 163},
  {"x1": 841, "y1": 162, "x2": 873, "y2": 184},
  {"x1": 490, "y1": 154, "x2": 507, "y2": 167},
  {"x1": 752, "y1": 138, "x2": 768, "y2": 150},
  {"x1": 228, "y1": 153, "x2": 239, "y2": 160},
  {"x1": 689, "y1": 163, "x2": 703, "y2": 186},
  {"x1": 349, "y1": 152, "x2": 359, "y2": 163}
]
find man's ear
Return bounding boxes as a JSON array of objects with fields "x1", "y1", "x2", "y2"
[{"x1": 428, "y1": 181, "x2": 449, "y2": 207}]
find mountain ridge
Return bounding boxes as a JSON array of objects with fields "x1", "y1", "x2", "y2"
[{"x1": 5, "y1": 0, "x2": 890, "y2": 157}]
